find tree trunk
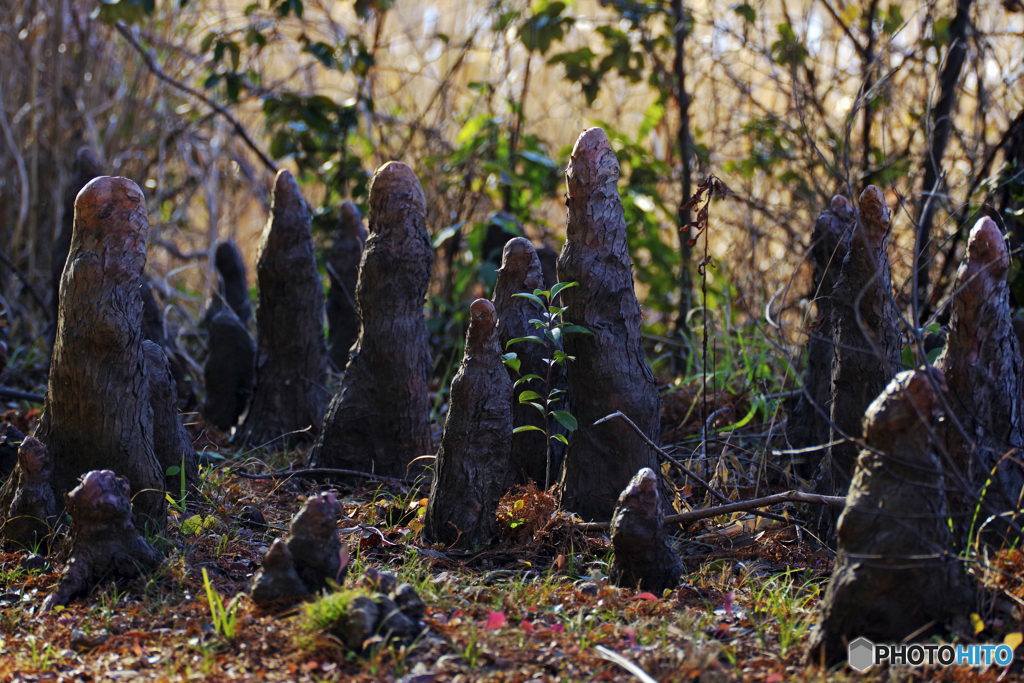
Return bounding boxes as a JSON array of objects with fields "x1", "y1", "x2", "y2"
[
  {"x1": 327, "y1": 200, "x2": 366, "y2": 371},
  {"x1": 813, "y1": 186, "x2": 902, "y2": 533},
  {"x1": 50, "y1": 147, "x2": 102, "y2": 325},
  {"x1": 936, "y1": 217, "x2": 1024, "y2": 545},
  {"x1": 201, "y1": 241, "x2": 251, "y2": 327},
  {"x1": 492, "y1": 237, "x2": 563, "y2": 487},
  {"x1": 786, "y1": 195, "x2": 854, "y2": 475},
  {"x1": 142, "y1": 340, "x2": 199, "y2": 500},
  {"x1": 35, "y1": 176, "x2": 166, "y2": 529},
  {"x1": 609, "y1": 467, "x2": 683, "y2": 593},
  {"x1": 41, "y1": 470, "x2": 163, "y2": 612},
  {"x1": 555, "y1": 127, "x2": 664, "y2": 523},
  {"x1": 424, "y1": 299, "x2": 514, "y2": 548},
  {"x1": 808, "y1": 369, "x2": 971, "y2": 666},
  {"x1": 0, "y1": 436, "x2": 58, "y2": 549},
  {"x1": 309, "y1": 162, "x2": 433, "y2": 479},
  {"x1": 236, "y1": 170, "x2": 327, "y2": 448},
  {"x1": 202, "y1": 308, "x2": 256, "y2": 432}
]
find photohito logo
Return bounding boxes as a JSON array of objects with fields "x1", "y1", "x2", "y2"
[{"x1": 847, "y1": 637, "x2": 1014, "y2": 672}]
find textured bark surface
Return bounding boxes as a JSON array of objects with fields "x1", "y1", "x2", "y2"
[
  {"x1": 554, "y1": 128, "x2": 663, "y2": 522},
  {"x1": 0, "y1": 436, "x2": 58, "y2": 549},
  {"x1": 936, "y1": 217, "x2": 1024, "y2": 542},
  {"x1": 249, "y1": 493, "x2": 346, "y2": 605},
  {"x1": 142, "y1": 341, "x2": 199, "y2": 498},
  {"x1": 492, "y1": 238, "x2": 563, "y2": 487},
  {"x1": 424, "y1": 299, "x2": 514, "y2": 548},
  {"x1": 609, "y1": 468, "x2": 684, "y2": 593},
  {"x1": 202, "y1": 309, "x2": 256, "y2": 432},
  {"x1": 815, "y1": 186, "x2": 902, "y2": 515},
  {"x1": 201, "y1": 241, "x2": 251, "y2": 327},
  {"x1": 51, "y1": 147, "x2": 102, "y2": 322},
  {"x1": 236, "y1": 170, "x2": 327, "y2": 447},
  {"x1": 326, "y1": 200, "x2": 366, "y2": 371},
  {"x1": 808, "y1": 369, "x2": 971, "y2": 665},
  {"x1": 41, "y1": 470, "x2": 163, "y2": 612},
  {"x1": 140, "y1": 280, "x2": 195, "y2": 411},
  {"x1": 35, "y1": 176, "x2": 166, "y2": 528},
  {"x1": 786, "y1": 196, "x2": 854, "y2": 474},
  {"x1": 310, "y1": 162, "x2": 433, "y2": 478}
]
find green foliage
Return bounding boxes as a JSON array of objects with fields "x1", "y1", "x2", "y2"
[
  {"x1": 201, "y1": 568, "x2": 241, "y2": 643},
  {"x1": 299, "y1": 589, "x2": 364, "y2": 632},
  {"x1": 770, "y1": 23, "x2": 808, "y2": 69}
]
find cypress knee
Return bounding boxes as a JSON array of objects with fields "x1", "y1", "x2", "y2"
[
  {"x1": 786, "y1": 196, "x2": 854, "y2": 475},
  {"x1": 815, "y1": 186, "x2": 902, "y2": 516},
  {"x1": 0, "y1": 437, "x2": 58, "y2": 549},
  {"x1": 202, "y1": 309, "x2": 256, "y2": 432},
  {"x1": 140, "y1": 280, "x2": 195, "y2": 410},
  {"x1": 555, "y1": 127, "x2": 663, "y2": 522},
  {"x1": 236, "y1": 170, "x2": 328, "y2": 447},
  {"x1": 309, "y1": 162, "x2": 433, "y2": 478},
  {"x1": 327, "y1": 200, "x2": 366, "y2": 370},
  {"x1": 201, "y1": 241, "x2": 251, "y2": 327},
  {"x1": 142, "y1": 341, "x2": 199, "y2": 498},
  {"x1": 807, "y1": 369, "x2": 971, "y2": 666},
  {"x1": 609, "y1": 467, "x2": 683, "y2": 593},
  {"x1": 35, "y1": 176, "x2": 166, "y2": 528},
  {"x1": 51, "y1": 147, "x2": 103, "y2": 322},
  {"x1": 936, "y1": 217, "x2": 1024, "y2": 543},
  {"x1": 41, "y1": 470, "x2": 163, "y2": 612},
  {"x1": 492, "y1": 237, "x2": 563, "y2": 487},
  {"x1": 424, "y1": 299, "x2": 514, "y2": 548}
]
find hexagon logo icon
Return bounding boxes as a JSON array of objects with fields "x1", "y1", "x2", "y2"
[{"x1": 848, "y1": 637, "x2": 875, "y2": 672}]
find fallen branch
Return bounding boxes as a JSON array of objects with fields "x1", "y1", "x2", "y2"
[
  {"x1": 0, "y1": 387, "x2": 45, "y2": 404},
  {"x1": 115, "y1": 21, "x2": 277, "y2": 173},
  {"x1": 594, "y1": 410, "x2": 790, "y2": 524},
  {"x1": 232, "y1": 467, "x2": 418, "y2": 487},
  {"x1": 576, "y1": 490, "x2": 846, "y2": 532}
]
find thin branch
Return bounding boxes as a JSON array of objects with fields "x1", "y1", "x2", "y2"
[
  {"x1": 0, "y1": 387, "x2": 45, "y2": 404},
  {"x1": 114, "y1": 21, "x2": 277, "y2": 174},
  {"x1": 232, "y1": 467, "x2": 417, "y2": 487}
]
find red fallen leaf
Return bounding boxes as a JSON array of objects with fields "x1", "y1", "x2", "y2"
[
  {"x1": 632, "y1": 592, "x2": 658, "y2": 601},
  {"x1": 549, "y1": 623, "x2": 565, "y2": 634},
  {"x1": 765, "y1": 674, "x2": 784, "y2": 683},
  {"x1": 723, "y1": 590, "x2": 735, "y2": 617},
  {"x1": 621, "y1": 626, "x2": 636, "y2": 646},
  {"x1": 485, "y1": 611, "x2": 506, "y2": 629},
  {"x1": 521, "y1": 620, "x2": 534, "y2": 633}
]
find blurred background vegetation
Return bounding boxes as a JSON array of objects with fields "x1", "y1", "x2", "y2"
[{"x1": 1, "y1": 0, "x2": 1023, "y2": 404}]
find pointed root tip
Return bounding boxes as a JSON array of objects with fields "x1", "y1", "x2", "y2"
[
  {"x1": 339, "y1": 200, "x2": 365, "y2": 238},
  {"x1": 75, "y1": 177, "x2": 147, "y2": 234},
  {"x1": 829, "y1": 195, "x2": 853, "y2": 213},
  {"x1": 624, "y1": 467, "x2": 658, "y2": 497},
  {"x1": 967, "y1": 216, "x2": 1008, "y2": 274},
  {"x1": 566, "y1": 127, "x2": 619, "y2": 195},
  {"x1": 368, "y1": 162, "x2": 426, "y2": 216},
  {"x1": 75, "y1": 146, "x2": 102, "y2": 176},
  {"x1": 868, "y1": 368, "x2": 946, "y2": 437},
  {"x1": 858, "y1": 185, "x2": 891, "y2": 239},
  {"x1": 272, "y1": 169, "x2": 306, "y2": 212},
  {"x1": 499, "y1": 237, "x2": 540, "y2": 275},
  {"x1": 469, "y1": 298, "x2": 497, "y2": 329}
]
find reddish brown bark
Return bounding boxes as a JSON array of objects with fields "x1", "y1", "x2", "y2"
[
  {"x1": 326, "y1": 200, "x2": 366, "y2": 371},
  {"x1": 310, "y1": 163, "x2": 433, "y2": 478},
  {"x1": 202, "y1": 308, "x2": 256, "y2": 432},
  {"x1": 609, "y1": 468, "x2": 683, "y2": 593},
  {"x1": 236, "y1": 170, "x2": 328, "y2": 447},
  {"x1": 808, "y1": 369, "x2": 971, "y2": 665},
  {"x1": 51, "y1": 146, "x2": 102, "y2": 322},
  {"x1": 41, "y1": 470, "x2": 163, "y2": 612},
  {"x1": 35, "y1": 176, "x2": 166, "y2": 529},
  {"x1": 555, "y1": 128, "x2": 663, "y2": 522},
  {"x1": 142, "y1": 340, "x2": 199, "y2": 499},
  {"x1": 786, "y1": 196, "x2": 854, "y2": 474},
  {"x1": 492, "y1": 237, "x2": 563, "y2": 487},
  {"x1": 813, "y1": 186, "x2": 903, "y2": 539},
  {"x1": 0, "y1": 436, "x2": 58, "y2": 549},
  {"x1": 936, "y1": 217, "x2": 1024, "y2": 543},
  {"x1": 424, "y1": 299, "x2": 514, "y2": 548}
]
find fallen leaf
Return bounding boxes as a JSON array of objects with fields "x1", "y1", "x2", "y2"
[
  {"x1": 485, "y1": 611, "x2": 506, "y2": 629},
  {"x1": 549, "y1": 623, "x2": 564, "y2": 634},
  {"x1": 632, "y1": 592, "x2": 658, "y2": 601},
  {"x1": 521, "y1": 620, "x2": 534, "y2": 633},
  {"x1": 765, "y1": 673, "x2": 784, "y2": 683},
  {"x1": 621, "y1": 626, "x2": 636, "y2": 646},
  {"x1": 723, "y1": 590, "x2": 734, "y2": 617},
  {"x1": 1005, "y1": 632, "x2": 1023, "y2": 651},
  {"x1": 971, "y1": 613, "x2": 985, "y2": 635}
]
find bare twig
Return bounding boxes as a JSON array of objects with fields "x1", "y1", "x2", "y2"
[
  {"x1": 232, "y1": 467, "x2": 417, "y2": 487},
  {"x1": 114, "y1": 21, "x2": 277, "y2": 173},
  {"x1": 0, "y1": 387, "x2": 45, "y2": 403},
  {"x1": 593, "y1": 646, "x2": 659, "y2": 683},
  {"x1": 577, "y1": 490, "x2": 845, "y2": 532}
]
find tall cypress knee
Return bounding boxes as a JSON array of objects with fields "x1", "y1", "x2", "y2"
[
  {"x1": 424, "y1": 299, "x2": 514, "y2": 548},
  {"x1": 236, "y1": 170, "x2": 327, "y2": 447},
  {"x1": 310, "y1": 162, "x2": 433, "y2": 478},
  {"x1": 555, "y1": 128, "x2": 663, "y2": 522},
  {"x1": 936, "y1": 217, "x2": 1024, "y2": 543},
  {"x1": 203, "y1": 309, "x2": 256, "y2": 432},
  {"x1": 51, "y1": 147, "x2": 103, "y2": 323},
  {"x1": 143, "y1": 341, "x2": 199, "y2": 498},
  {"x1": 201, "y1": 241, "x2": 251, "y2": 327},
  {"x1": 787, "y1": 195, "x2": 854, "y2": 476},
  {"x1": 493, "y1": 237, "x2": 563, "y2": 487},
  {"x1": 327, "y1": 200, "x2": 366, "y2": 370},
  {"x1": 35, "y1": 176, "x2": 166, "y2": 528}
]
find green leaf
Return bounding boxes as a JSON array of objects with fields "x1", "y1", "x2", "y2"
[
  {"x1": 549, "y1": 281, "x2": 578, "y2": 299},
  {"x1": 514, "y1": 374, "x2": 543, "y2": 388},
  {"x1": 881, "y1": 3, "x2": 904, "y2": 35},
  {"x1": 559, "y1": 324, "x2": 592, "y2": 336},
  {"x1": 519, "y1": 390, "x2": 544, "y2": 402},
  {"x1": 503, "y1": 356, "x2": 522, "y2": 373},
  {"x1": 432, "y1": 221, "x2": 466, "y2": 248},
  {"x1": 165, "y1": 465, "x2": 181, "y2": 477},
  {"x1": 512, "y1": 292, "x2": 546, "y2": 307},
  {"x1": 927, "y1": 347, "x2": 943, "y2": 365},
  {"x1": 506, "y1": 336, "x2": 546, "y2": 348},
  {"x1": 513, "y1": 425, "x2": 546, "y2": 434},
  {"x1": 551, "y1": 410, "x2": 578, "y2": 431},
  {"x1": 901, "y1": 345, "x2": 915, "y2": 369},
  {"x1": 551, "y1": 433, "x2": 569, "y2": 445},
  {"x1": 733, "y1": 3, "x2": 756, "y2": 22}
]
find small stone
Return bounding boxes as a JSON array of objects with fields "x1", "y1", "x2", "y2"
[
  {"x1": 240, "y1": 506, "x2": 266, "y2": 527},
  {"x1": 341, "y1": 596, "x2": 381, "y2": 651}
]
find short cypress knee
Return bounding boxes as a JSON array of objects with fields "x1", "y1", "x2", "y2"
[
  {"x1": 555, "y1": 127, "x2": 663, "y2": 522},
  {"x1": 424, "y1": 299, "x2": 514, "y2": 548},
  {"x1": 327, "y1": 200, "x2": 366, "y2": 370},
  {"x1": 0, "y1": 437, "x2": 58, "y2": 549},
  {"x1": 309, "y1": 162, "x2": 433, "y2": 478},
  {"x1": 609, "y1": 468, "x2": 683, "y2": 593},
  {"x1": 201, "y1": 241, "x2": 251, "y2": 327},
  {"x1": 143, "y1": 341, "x2": 199, "y2": 498},
  {"x1": 202, "y1": 309, "x2": 256, "y2": 432},
  {"x1": 35, "y1": 176, "x2": 166, "y2": 529},
  {"x1": 236, "y1": 170, "x2": 327, "y2": 447}
]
